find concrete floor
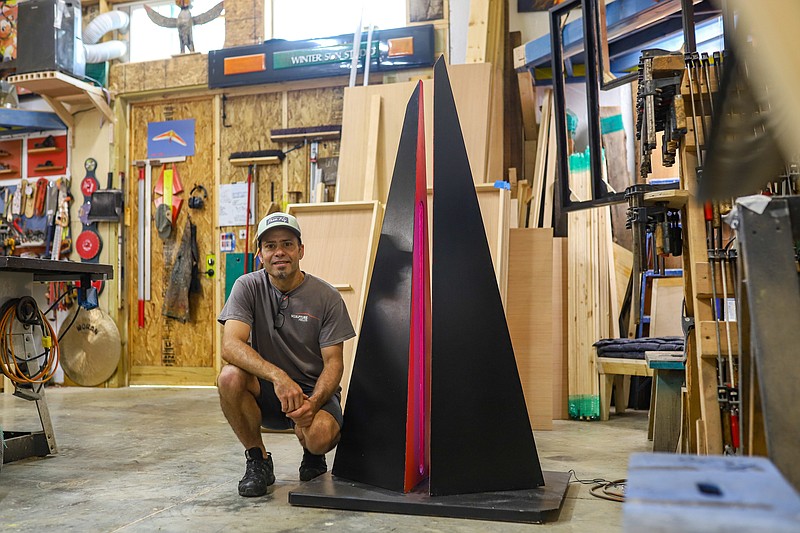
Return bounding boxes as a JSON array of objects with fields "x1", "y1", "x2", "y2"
[{"x1": 0, "y1": 387, "x2": 650, "y2": 532}]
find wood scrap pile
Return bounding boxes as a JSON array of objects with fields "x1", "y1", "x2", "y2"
[
  {"x1": 516, "y1": 88, "x2": 558, "y2": 229},
  {"x1": 566, "y1": 149, "x2": 618, "y2": 420}
]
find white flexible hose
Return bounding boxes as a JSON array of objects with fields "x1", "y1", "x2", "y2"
[
  {"x1": 83, "y1": 11, "x2": 130, "y2": 45},
  {"x1": 84, "y1": 41, "x2": 128, "y2": 63}
]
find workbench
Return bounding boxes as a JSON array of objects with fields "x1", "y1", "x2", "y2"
[{"x1": 0, "y1": 257, "x2": 112, "y2": 470}]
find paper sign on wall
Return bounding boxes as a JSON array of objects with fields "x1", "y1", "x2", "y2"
[{"x1": 217, "y1": 182, "x2": 256, "y2": 226}]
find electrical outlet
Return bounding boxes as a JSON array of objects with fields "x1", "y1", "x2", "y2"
[
  {"x1": 205, "y1": 254, "x2": 216, "y2": 278},
  {"x1": 239, "y1": 229, "x2": 247, "y2": 240}
]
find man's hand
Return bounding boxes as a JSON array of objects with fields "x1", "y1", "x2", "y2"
[
  {"x1": 287, "y1": 397, "x2": 319, "y2": 428},
  {"x1": 273, "y1": 375, "x2": 306, "y2": 413}
]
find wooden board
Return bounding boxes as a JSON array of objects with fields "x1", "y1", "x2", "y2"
[
  {"x1": 517, "y1": 70, "x2": 537, "y2": 142},
  {"x1": 552, "y1": 237, "x2": 569, "y2": 420},
  {"x1": 540, "y1": 97, "x2": 558, "y2": 230},
  {"x1": 286, "y1": 86, "x2": 345, "y2": 202},
  {"x1": 680, "y1": 148, "x2": 722, "y2": 454},
  {"x1": 224, "y1": 0, "x2": 264, "y2": 48},
  {"x1": 507, "y1": 228, "x2": 554, "y2": 430},
  {"x1": 601, "y1": 106, "x2": 633, "y2": 250},
  {"x1": 613, "y1": 243, "x2": 633, "y2": 319},
  {"x1": 566, "y1": 157, "x2": 615, "y2": 418},
  {"x1": 127, "y1": 97, "x2": 217, "y2": 385},
  {"x1": 336, "y1": 63, "x2": 494, "y2": 204},
  {"x1": 650, "y1": 277, "x2": 684, "y2": 337},
  {"x1": 698, "y1": 320, "x2": 739, "y2": 355},
  {"x1": 625, "y1": 453, "x2": 800, "y2": 533},
  {"x1": 529, "y1": 89, "x2": 552, "y2": 227},
  {"x1": 287, "y1": 201, "x2": 383, "y2": 404}
]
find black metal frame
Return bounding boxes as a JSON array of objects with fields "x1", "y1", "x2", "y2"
[
  {"x1": 550, "y1": 0, "x2": 627, "y2": 234},
  {"x1": 595, "y1": 0, "x2": 639, "y2": 90},
  {"x1": 550, "y1": 0, "x2": 687, "y2": 233}
]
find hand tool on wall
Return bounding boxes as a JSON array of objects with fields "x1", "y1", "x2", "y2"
[
  {"x1": 228, "y1": 150, "x2": 286, "y2": 273},
  {"x1": 144, "y1": 161, "x2": 152, "y2": 300},
  {"x1": 136, "y1": 162, "x2": 146, "y2": 327},
  {"x1": 245, "y1": 163, "x2": 253, "y2": 272},
  {"x1": 76, "y1": 158, "x2": 103, "y2": 264},
  {"x1": 50, "y1": 179, "x2": 71, "y2": 260},
  {"x1": 133, "y1": 155, "x2": 186, "y2": 328},
  {"x1": 43, "y1": 181, "x2": 58, "y2": 258}
]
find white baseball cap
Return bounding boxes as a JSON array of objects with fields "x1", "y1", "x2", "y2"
[{"x1": 255, "y1": 212, "x2": 301, "y2": 244}]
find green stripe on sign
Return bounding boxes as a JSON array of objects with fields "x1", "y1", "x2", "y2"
[
  {"x1": 273, "y1": 42, "x2": 379, "y2": 70},
  {"x1": 601, "y1": 114, "x2": 624, "y2": 134}
]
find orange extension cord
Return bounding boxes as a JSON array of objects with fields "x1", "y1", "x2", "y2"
[{"x1": 0, "y1": 302, "x2": 60, "y2": 385}]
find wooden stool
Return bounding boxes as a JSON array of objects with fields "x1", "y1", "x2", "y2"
[
  {"x1": 645, "y1": 351, "x2": 685, "y2": 452},
  {"x1": 595, "y1": 350, "x2": 653, "y2": 421}
]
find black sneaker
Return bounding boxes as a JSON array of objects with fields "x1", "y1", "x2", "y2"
[
  {"x1": 299, "y1": 449, "x2": 327, "y2": 481},
  {"x1": 238, "y1": 447, "x2": 275, "y2": 497}
]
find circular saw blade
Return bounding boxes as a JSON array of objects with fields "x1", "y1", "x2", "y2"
[{"x1": 59, "y1": 307, "x2": 121, "y2": 386}]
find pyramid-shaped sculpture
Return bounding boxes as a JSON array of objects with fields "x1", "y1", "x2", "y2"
[
  {"x1": 429, "y1": 57, "x2": 544, "y2": 496},
  {"x1": 333, "y1": 82, "x2": 430, "y2": 493},
  {"x1": 290, "y1": 59, "x2": 564, "y2": 523}
]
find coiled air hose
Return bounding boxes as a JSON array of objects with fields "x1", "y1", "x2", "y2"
[{"x1": 0, "y1": 296, "x2": 60, "y2": 385}]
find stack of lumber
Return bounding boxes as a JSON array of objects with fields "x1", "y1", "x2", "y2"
[
  {"x1": 566, "y1": 149, "x2": 618, "y2": 420},
  {"x1": 466, "y1": 0, "x2": 506, "y2": 185},
  {"x1": 513, "y1": 88, "x2": 558, "y2": 229},
  {"x1": 336, "y1": 63, "x2": 495, "y2": 204}
]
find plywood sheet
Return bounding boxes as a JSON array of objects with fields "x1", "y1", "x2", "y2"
[
  {"x1": 566, "y1": 159, "x2": 615, "y2": 418},
  {"x1": 613, "y1": 242, "x2": 633, "y2": 315},
  {"x1": 507, "y1": 228, "x2": 554, "y2": 430},
  {"x1": 287, "y1": 201, "x2": 382, "y2": 403},
  {"x1": 552, "y1": 237, "x2": 569, "y2": 419},
  {"x1": 601, "y1": 106, "x2": 633, "y2": 250},
  {"x1": 337, "y1": 63, "x2": 493, "y2": 204},
  {"x1": 128, "y1": 97, "x2": 217, "y2": 384},
  {"x1": 650, "y1": 277, "x2": 684, "y2": 337},
  {"x1": 285, "y1": 87, "x2": 345, "y2": 201},
  {"x1": 218, "y1": 92, "x2": 284, "y2": 296}
]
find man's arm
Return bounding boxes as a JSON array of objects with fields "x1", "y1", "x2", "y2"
[
  {"x1": 221, "y1": 319, "x2": 306, "y2": 412},
  {"x1": 286, "y1": 342, "x2": 344, "y2": 428}
]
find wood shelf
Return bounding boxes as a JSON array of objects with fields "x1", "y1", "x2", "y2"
[
  {"x1": 230, "y1": 156, "x2": 283, "y2": 166},
  {"x1": 270, "y1": 126, "x2": 342, "y2": 143},
  {"x1": 0, "y1": 169, "x2": 15, "y2": 174},
  {"x1": 33, "y1": 165, "x2": 64, "y2": 172},
  {"x1": 28, "y1": 146, "x2": 62, "y2": 154},
  {"x1": 7, "y1": 71, "x2": 114, "y2": 128},
  {"x1": 643, "y1": 189, "x2": 689, "y2": 209}
]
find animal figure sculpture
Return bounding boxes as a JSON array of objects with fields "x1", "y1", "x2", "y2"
[{"x1": 144, "y1": 0, "x2": 223, "y2": 54}]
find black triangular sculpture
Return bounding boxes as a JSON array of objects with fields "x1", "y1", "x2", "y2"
[
  {"x1": 332, "y1": 83, "x2": 427, "y2": 493},
  {"x1": 429, "y1": 57, "x2": 545, "y2": 496}
]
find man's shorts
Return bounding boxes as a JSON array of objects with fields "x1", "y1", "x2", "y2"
[{"x1": 257, "y1": 378, "x2": 343, "y2": 431}]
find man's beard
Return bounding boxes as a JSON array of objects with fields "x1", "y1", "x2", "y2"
[{"x1": 273, "y1": 270, "x2": 288, "y2": 280}]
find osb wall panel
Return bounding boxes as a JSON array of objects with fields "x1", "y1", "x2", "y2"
[
  {"x1": 224, "y1": 0, "x2": 264, "y2": 47},
  {"x1": 109, "y1": 55, "x2": 208, "y2": 95},
  {"x1": 217, "y1": 92, "x2": 283, "y2": 295},
  {"x1": 128, "y1": 97, "x2": 217, "y2": 374},
  {"x1": 284, "y1": 87, "x2": 345, "y2": 201},
  {"x1": 219, "y1": 92, "x2": 284, "y2": 203}
]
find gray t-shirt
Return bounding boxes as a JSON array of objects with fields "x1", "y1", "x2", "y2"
[{"x1": 217, "y1": 271, "x2": 356, "y2": 389}]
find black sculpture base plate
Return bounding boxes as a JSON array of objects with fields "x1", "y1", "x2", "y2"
[{"x1": 288, "y1": 470, "x2": 570, "y2": 524}]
